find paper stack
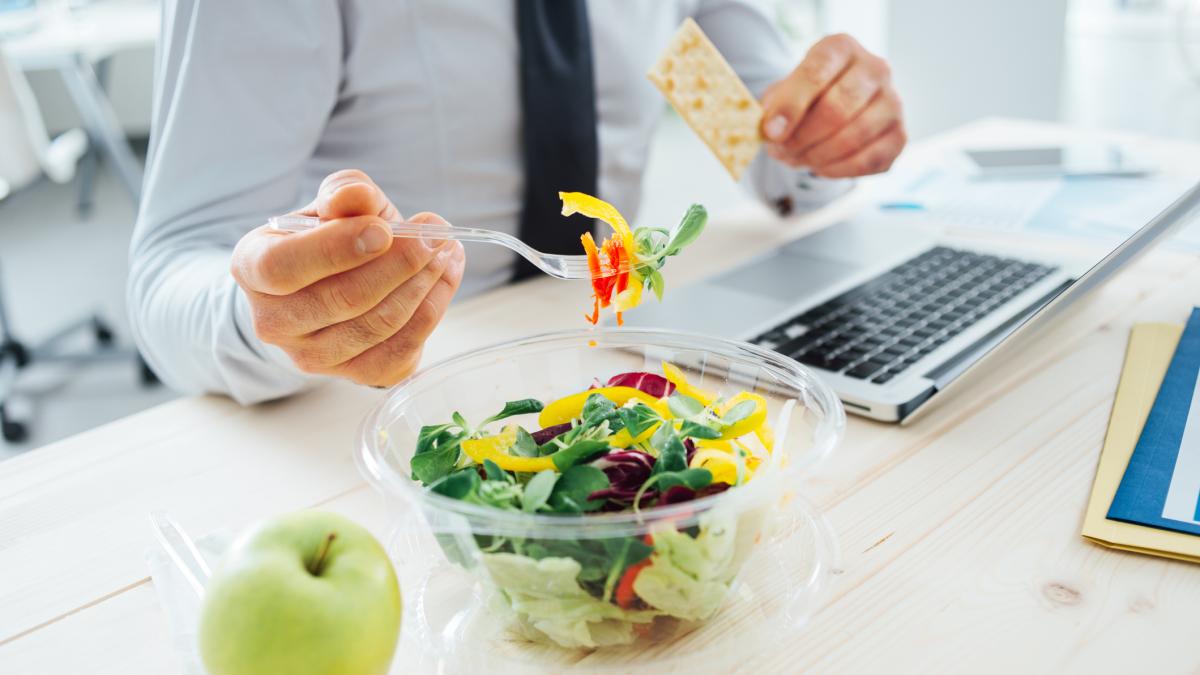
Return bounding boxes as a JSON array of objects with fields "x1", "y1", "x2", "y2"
[{"x1": 1082, "y1": 308, "x2": 1200, "y2": 562}]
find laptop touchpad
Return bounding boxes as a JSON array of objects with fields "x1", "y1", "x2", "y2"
[
  {"x1": 715, "y1": 252, "x2": 864, "y2": 302},
  {"x1": 618, "y1": 283, "x2": 787, "y2": 338}
]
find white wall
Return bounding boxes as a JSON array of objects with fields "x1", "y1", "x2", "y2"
[
  {"x1": 1063, "y1": 3, "x2": 1200, "y2": 140},
  {"x1": 884, "y1": 0, "x2": 1070, "y2": 138},
  {"x1": 823, "y1": 0, "x2": 890, "y2": 56}
]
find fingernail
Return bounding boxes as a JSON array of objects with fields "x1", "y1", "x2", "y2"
[
  {"x1": 357, "y1": 224, "x2": 391, "y2": 254},
  {"x1": 764, "y1": 115, "x2": 788, "y2": 140}
]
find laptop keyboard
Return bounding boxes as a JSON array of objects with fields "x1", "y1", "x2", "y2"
[{"x1": 752, "y1": 247, "x2": 1058, "y2": 384}]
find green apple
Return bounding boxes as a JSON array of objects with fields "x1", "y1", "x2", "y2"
[{"x1": 198, "y1": 511, "x2": 401, "y2": 675}]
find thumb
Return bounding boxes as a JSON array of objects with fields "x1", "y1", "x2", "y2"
[{"x1": 301, "y1": 169, "x2": 402, "y2": 221}]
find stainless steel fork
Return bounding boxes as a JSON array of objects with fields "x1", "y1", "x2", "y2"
[{"x1": 269, "y1": 215, "x2": 619, "y2": 280}]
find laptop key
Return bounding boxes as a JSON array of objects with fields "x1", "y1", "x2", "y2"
[
  {"x1": 826, "y1": 355, "x2": 856, "y2": 372},
  {"x1": 870, "y1": 370, "x2": 896, "y2": 384},
  {"x1": 843, "y1": 363, "x2": 876, "y2": 379},
  {"x1": 845, "y1": 360, "x2": 890, "y2": 379}
]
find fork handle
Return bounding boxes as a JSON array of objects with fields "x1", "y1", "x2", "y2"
[{"x1": 268, "y1": 215, "x2": 501, "y2": 245}]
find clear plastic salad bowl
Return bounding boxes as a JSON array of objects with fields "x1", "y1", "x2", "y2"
[{"x1": 358, "y1": 328, "x2": 845, "y2": 672}]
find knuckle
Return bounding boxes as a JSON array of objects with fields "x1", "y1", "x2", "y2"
[
  {"x1": 808, "y1": 142, "x2": 839, "y2": 168},
  {"x1": 345, "y1": 315, "x2": 389, "y2": 349},
  {"x1": 289, "y1": 344, "x2": 336, "y2": 373},
  {"x1": 351, "y1": 292, "x2": 421, "y2": 347},
  {"x1": 408, "y1": 297, "x2": 441, "y2": 334},
  {"x1": 814, "y1": 99, "x2": 850, "y2": 129},
  {"x1": 865, "y1": 148, "x2": 891, "y2": 174},
  {"x1": 820, "y1": 33, "x2": 856, "y2": 54},
  {"x1": 367, "y1": 295, "x2": 415, "y2": 338},
  {"x1": 250, "y1": 304, "x2": 287, "y2": 343},
  {"x1": 848, "y1": 122, "x2": 874, "y2": 151},
  {"x1": 316, "y1": 231, "x2": 350, "y2": 272},
  {"x1": 385, "y1": 335, "x2": 424, "y2": 372},
  {"x1": 394, "y1": 348, "x2": 423, "y2": 379},
  {"x1": 392, "y1": 239, "x2": 434, "y2": 273},
  {"x1": 287, "y1": 348, "x2": 322, "y2": 373},
  {"x1": 799, "y1": 54, "x2": 836, "y2": 84},
  {"x1": 248, "y1": 300, "x2": 285, "y2": 338},
  {"x1": 229, "y1": 253, "x2": 249, "y2": 287},
  {"x1": 350, "y1": 340, "x2": 422, "y2": 388},
  {"x1": 250, "y1": 249, "x2": 286, "y2": 293},
  {"x1": 324, "y1": 276, "x2": 371, "y2": 318},
  {"x1": 872, "y1": 55, "x2": 892, "y2": 80},
  {"x1": 322, "y1": 168, "x2": 370, "y2": 190}
]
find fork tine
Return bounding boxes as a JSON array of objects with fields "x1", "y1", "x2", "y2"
[{"x1": 556, "y1": 256, "x2": 649, "y2": 281}]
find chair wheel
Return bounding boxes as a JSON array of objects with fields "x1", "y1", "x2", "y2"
[
  {"x1": 138, "y1": 357, "x2": 160, "y2": 387},
  {"x1": 94, "y1": 318, "x2": 115, "y2": 346},
  {"x1": 2, "y1": 420, "x2": 27, "y2": 443}
]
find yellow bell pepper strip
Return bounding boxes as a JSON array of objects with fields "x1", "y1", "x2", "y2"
[
  {"x1": 753, "y1": 421, "x2": 775, "y2": 452},
  {"x1": 695, "y1": 438, "x2": 733, "y2": 452},
  {"x1": 614, "y1": 272, "x2": 644, "y2": 314},
  {"x1": 717, "y1": 392, "x2": 768, "y2": 440},
  {"x1": 560, "y1": 191, "x2": 637, "y2": 258},
  {"x1": 561, "y1": 192, "x2": 641, "y2": 326},
  {"x1": 690, "y1": 449, "x2": 741, "y2": 485},
  {"x1": 538, "y1": 386, "x2": 669, "y2": 428},
  {"x1": 691, "y1": 440, "x2": 762, "y2": 486},
  {"x1": 610, "y1": 418, "x2": 661, "y2": 449},
  {"x1": 661, "y1": 361, "x2": 716, "y2": 405},
  {"x1": 460, "y1": 425, "x2": 555, "y2": 473}
]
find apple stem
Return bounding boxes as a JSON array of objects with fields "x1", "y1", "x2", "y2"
[{"x1": 308, "y1": 532, "x2": 337, "y2": 576}]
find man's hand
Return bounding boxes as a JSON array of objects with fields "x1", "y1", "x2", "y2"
[
  {"x1": 760, "y1": 34, "x2": 905, "y2": 178},
  {"x1": 231, "y1": 170, "x2": 465, "y2": 387}
]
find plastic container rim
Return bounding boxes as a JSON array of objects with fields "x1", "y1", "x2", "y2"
[{"x1": 356, "y1": 327, "x2": 846, "y2": 536}]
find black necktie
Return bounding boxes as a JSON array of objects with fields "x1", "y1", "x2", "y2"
[{"x1": 513, "y1": 0, "x2": 599, "y2": 280}]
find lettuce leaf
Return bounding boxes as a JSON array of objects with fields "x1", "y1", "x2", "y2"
[
  {"x1": 632, "y1": 514, "x2": 739, "y2": 621},
  {"x1": 481, "y1": 553, "x2": 660, "y2": 648}
]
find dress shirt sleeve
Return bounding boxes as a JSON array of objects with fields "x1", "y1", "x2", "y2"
[
  {"x1": 128, "y1": 0, "x2": 342, "y2": 404},
  {"x1": 692, "y1": 0, "x2": 853, "y2": 215}
]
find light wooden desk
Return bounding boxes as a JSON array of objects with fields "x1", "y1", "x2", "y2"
[{"x1": 1, "y1": 119, "x2": 1198, "y2": 674}]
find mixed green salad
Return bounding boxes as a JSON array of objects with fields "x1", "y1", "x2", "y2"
[{"x1": 410, "y1": 363, "x2": 776, "y2": 648}]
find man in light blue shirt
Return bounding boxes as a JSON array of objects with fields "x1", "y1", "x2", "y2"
[{"x1": 129, "y1": 0, "x2": 905, "y2": 404}]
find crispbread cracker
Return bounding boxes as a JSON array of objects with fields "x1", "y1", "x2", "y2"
[{"x1": 647, "y1": 17, "x2": 763, "y2": 180}]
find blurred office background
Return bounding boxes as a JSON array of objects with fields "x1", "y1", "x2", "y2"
[{"x1": 0, "y1": 0, "x2": 1197, "y2": 458}]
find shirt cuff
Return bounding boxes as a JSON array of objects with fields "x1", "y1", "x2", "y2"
[{"x1": 748, "y1": 152, "x2": 855, "y2": 216}]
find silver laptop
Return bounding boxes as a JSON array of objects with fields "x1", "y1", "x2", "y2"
[{"x1": 624, "y1": 181, "x2": 1200, "y2": 424}]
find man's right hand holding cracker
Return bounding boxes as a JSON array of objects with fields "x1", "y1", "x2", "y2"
[{"x1": 760, "y1": 34, "x2": 906, "y2": 179}]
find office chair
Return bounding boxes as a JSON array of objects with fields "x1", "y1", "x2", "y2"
[{"x1": 0, "y1": 50, "x2": 150, "y2": 443}]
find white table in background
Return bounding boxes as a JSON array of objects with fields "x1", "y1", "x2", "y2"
[{"x1": 1, "y1": 0, "x2": 159, "y2": 203}]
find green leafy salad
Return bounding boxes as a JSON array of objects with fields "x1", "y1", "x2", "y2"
[{"x1": 409, "y1": 363, "x2": 776, "y2": 647}]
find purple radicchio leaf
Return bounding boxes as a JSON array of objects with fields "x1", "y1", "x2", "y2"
[
  {"x1": 531, "y1": 422, "x2": 572, "y2": 445},
  {"x1": 656, "y1": 481, "x2": 731, "y2": 507},
  {"x1": 604, "y1": 371, "x2": 676, "y2": 398},
  {"x1": 587, "y1": 450, "x2": 656, "y2": 504}
]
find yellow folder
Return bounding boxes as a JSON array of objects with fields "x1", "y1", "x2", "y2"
[{"x1": 1081, "y1": 322, "x2": 1200, "y2": 562}]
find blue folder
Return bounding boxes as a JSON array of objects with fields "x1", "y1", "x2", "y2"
[{"x1": 1108, "y1": 307, "x2": 1200, "y2": 535}]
